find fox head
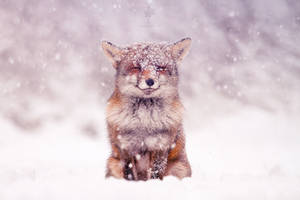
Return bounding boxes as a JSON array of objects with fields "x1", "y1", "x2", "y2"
[{"x1": 101, "y1": 38, "x2": 191, "y2": 99}]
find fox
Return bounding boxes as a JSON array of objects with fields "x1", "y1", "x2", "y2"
[{"x1": 101, "y1": 38, "x2": 192, "y2": 181}]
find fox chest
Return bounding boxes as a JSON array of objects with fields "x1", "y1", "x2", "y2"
[
  {"x1": 107, "y1": 100, "x2": 181, "y2": 153},
  {"x1": 108, "y1": 100, "x2": 179, "y2": 131}
]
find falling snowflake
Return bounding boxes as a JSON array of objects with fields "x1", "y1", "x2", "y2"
[
  {"x1": 55, "y1": 53, "x2": 61, "y2": 61},
  {"x1": 135, "y1": 154, "x2": 141, "y2": 160},
  {"x1": 8, "y1": 57, "x2": 14, "y2": 64},
  {"x1": 171, "y1": 143, "x2": 176, "y2": 149}
]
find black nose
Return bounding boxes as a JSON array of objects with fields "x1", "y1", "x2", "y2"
[{"x1": 145, "y1": 78, "x2": 154, "y2": 87}]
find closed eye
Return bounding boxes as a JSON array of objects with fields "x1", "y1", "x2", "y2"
[
  {"x1": 133, "y1": 66, "x2": 141, "y2": 70},
  {"x1": 129, "y1": 65, "x2": 141, "y2": 73},
  {"x1": 156, "y1": 65, "x2": 167, "y2": 72}
]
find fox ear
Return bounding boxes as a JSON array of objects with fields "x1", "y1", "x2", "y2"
[
  {"x1": 170, "y1": 38, "x2": 192, "y2": 62},
  {"x1": 101, "y1": 41, "x2": 122, "y2": 68}
]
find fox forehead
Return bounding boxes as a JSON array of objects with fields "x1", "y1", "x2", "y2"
[{"x1": 120, "y1": 43, "x2": 175, "y2": 68}]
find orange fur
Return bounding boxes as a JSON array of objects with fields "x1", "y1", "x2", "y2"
[{"x1": 106, "y1": 156, "x2": 123, "y2": 179}]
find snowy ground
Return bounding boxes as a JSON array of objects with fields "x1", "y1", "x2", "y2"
[{"x1": 1, "y1": 0, "x2": 300, "y2": 199}]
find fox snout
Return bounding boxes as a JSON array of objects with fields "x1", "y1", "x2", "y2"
[{"x1": 137, "y1": 67, "x2": 160, "y2": 92}]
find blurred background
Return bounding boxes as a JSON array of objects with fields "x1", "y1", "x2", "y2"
[{"x1": 0, "y1": 0, "x2": 300, "y2": 199}]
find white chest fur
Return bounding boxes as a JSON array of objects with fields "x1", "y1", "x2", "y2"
[
  {"x1": 107, "y1": 97, "x2": 182, "y2": 131},
  {"x1": 107, "y1": 97, "x2": 182, "y2": 153}
]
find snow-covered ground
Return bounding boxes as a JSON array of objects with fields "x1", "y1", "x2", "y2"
[{"x1": 1, "y1": 0, "x2": 300, "y2": 199}]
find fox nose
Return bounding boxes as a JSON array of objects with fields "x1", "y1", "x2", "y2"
[{"x1": 145, "y1": 78, "x2": 154, "y2": 87}]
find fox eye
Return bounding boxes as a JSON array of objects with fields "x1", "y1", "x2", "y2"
[
  {"x1": 134, "y1": 66, "x2": 141, "y2": 70},
  {"x1": 156, "y1": 65, "x2": 167, "y2": 71},
  {"x1": 130, "y1": 64, "x2": 141, "y2": 72}
]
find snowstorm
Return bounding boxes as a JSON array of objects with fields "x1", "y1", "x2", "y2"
[{"x1": 0, "y1": 0, "x2": 300, "y2": 199}]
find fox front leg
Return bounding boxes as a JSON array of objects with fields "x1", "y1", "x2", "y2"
[
  {"x1": 122, "y1": 156, "x2": 139, "y2": 181},
  {"x1": 150, "y1": 151, "x2": 168, "y2": 179},
  {"x1": 123, "y1": 153, "x2": 152, "y2": 181}
]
